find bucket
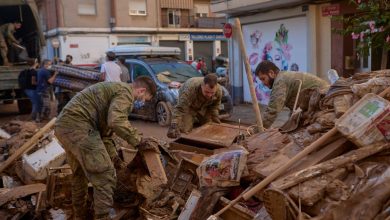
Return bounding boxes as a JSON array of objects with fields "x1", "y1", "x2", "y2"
[{"x1": 336, "y1": 93, "x2": 390, "y2": 147}]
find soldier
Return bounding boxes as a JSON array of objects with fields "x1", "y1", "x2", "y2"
[
  {"x1": 255, "y1": 60, "x2": 329, "y2": 128},
  {"x1": 54, "y1": 77, "x2": 156, "y2": 220},
  {"x1": 0, "y1": 21, "x2": 22, "y2": 66},
  {"x1": 167, "y1": 73, "x2": 222, "y2": 138}
]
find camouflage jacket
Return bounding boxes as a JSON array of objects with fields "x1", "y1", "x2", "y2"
[
  {"x1": 0, "y1": 23, "x2": 18, "y2": 44},
  {"x1": 55, "y1": 82, "x2": 141, "y2": 147},
  {"x1": 263, "y1": 71, "x2": 329, "y2": 128},
  {"x1": 172, "y1": 77, "x2": 222, "y2": 125}
]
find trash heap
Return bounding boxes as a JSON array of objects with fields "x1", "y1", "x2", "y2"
[{"x1": 0, "y1": 70, "x2": 389, "y2": 220}]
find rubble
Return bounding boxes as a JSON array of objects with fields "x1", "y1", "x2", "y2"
[{"x1": 0, "y1": 70, "x2": 389, "y2": 220}]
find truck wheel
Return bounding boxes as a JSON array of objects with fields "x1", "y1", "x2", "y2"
[
  {"x1": 17, "y1": 99, "x2": 32, "y2": 114},
  {"x1": 156, "y1": 101, "x2": 171, "y2": 126}
]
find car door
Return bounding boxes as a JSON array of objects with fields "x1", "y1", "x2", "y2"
[{"x1": 128, "y1": 61, "x2": 158, "y2": 120}]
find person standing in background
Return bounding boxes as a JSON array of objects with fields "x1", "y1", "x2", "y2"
[
  {"x1": 55, "y1": 54, "x2": 76, "y2": 115},
  {"x1": 100, "y1": 51, "x2": 122, "y2": 82},
  {"x1": 18, "y1": 58, "x2": 40, "y2": 121},
  {"x1": 37, "y1": 59, "x2": 58, "y2": 120},
  {"x1": 117, "y1": 56, "x2": 130, "y2": 83},
  {"x1": 0, "y1": 21, "x2": 22, "y2": 66}
]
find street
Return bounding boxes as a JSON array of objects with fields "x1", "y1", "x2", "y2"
[{"x1": 0, "y1": 101, "x2": 170, "y2": 142}]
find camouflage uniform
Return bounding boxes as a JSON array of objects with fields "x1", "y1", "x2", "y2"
[
  {"x1": 262, "y1": 71, "x2": 329, "y2": 128},
  {"x1": 54, "y1": 82, "x2": 141, "y2": 219},
  {"x1": 172, "y1": 77, "x2": 222, "y2": 133},
  {"x1": 0, "y1": 23, "x2": 18, "y2": 65}
]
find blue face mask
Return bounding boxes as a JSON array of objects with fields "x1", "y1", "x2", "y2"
[{"x1": 134, "y1": 100, "x2": 145, "y2": 109}]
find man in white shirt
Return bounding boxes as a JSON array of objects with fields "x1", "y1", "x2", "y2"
[{"x1": 100, "y1": 51, "x2": 122, "y2": 82}]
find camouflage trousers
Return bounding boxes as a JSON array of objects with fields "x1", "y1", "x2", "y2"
[
  {"x1": 54, "y1": 126, "x2": 116, "y2": 218},
  {"x1": 179, "y1": 109, "x2": 209, "y2": 133}
]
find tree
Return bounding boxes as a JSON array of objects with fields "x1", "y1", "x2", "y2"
[{"x1": 333, "y1": 0, "x2": 390, "y2": 69}]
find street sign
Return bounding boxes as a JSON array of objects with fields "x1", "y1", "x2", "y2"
[
  {"x1": 223, "y1": 23, "x2": 233, "y2": 38},
  {"x1": 322, "y1": 4, "x2": 340, "y2": 16},
  {"x1": 51, "y1": 38, "x2": 60, "y2": 48}
]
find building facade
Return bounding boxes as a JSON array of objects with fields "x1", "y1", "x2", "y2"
[
  {"x1": 37, "y1": 0, "x2": 227, "y2": 70},
  {"x1": 211, "y1": 0, "x2": 334, "y2": 104}
]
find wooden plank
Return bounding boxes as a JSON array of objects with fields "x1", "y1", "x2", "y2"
[
  {"x1": 0, "y1": 118, "x2": 56, "y2": 173},
  {"x1": 142, "y1": 150, "x2": 168, "y2": 185},
  {"x1": 181, "y1": 123, "x2": 247, "y2": 148},
  {"x1": 272, "y1": 142, "x2": 390, "y2": 190},
  {"x1": 253, "y1": 141, "x2": 303, "y2": 178},
  {"x1": 0, "y1": 183, "x2": 46, "y2": 206},
  {"x1": 284, "y1": 137, "x2": 350, "y2": 176},
  {"x1": 287, "y1": 168, "x2": 347, "y2": 206}
]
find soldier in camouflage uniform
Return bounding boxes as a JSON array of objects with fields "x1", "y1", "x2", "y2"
[
  {"x1": 167, "y1": 73, "x2": 222, "y2": 138},
  {"x1": 0, "y1": 21, "x2": 21, "y2": 66},
  {"x1": 255, "y1": 61, "x2": 329, "y2": 128},
  {"x1": 54, "y1": 77, "x2": 156, "y2": 220}
]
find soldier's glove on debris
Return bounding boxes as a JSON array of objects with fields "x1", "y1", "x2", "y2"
[
  {"x1": 167, "y1": 122, "x2": 180, "y2": 139},
  {"x1": 137, "y1": 137, "x2": 160, "y2": 153},
  {"x1": 212, "y1": 116, "x2": 221, "y2": 124},
  {"x1": 112, "y1": 155, "x2": 127, "y2": 170}
]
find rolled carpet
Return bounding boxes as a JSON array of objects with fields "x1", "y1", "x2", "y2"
[
  {"x1": 51, "y1": 64, "x2": 101, "y2": 81},
  {"x1": 53, "y1": 75, "x2": 96, "y2": 92}
]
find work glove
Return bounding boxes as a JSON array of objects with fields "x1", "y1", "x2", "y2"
[
  {"x1": 167, "y1": 122, "x2": 180, "y2": 139},
  {"x1": 137, "y1": 137, "x2": 160, "y2": 153},
  {"x1": 112, "y1": 155, "x2": 127, "y2": 170}
]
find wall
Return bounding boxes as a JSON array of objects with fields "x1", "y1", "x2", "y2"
[
  {"x1": 59, "y1": 0, "x2": 110, "y2": 28},
  {"x1": 115, "y1": 0, "x2": 158, "y2": 29}
]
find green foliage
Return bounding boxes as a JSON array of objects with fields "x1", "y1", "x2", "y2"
[{"x1": 332, "y1": 0, "x2": 390, "y2": 57}]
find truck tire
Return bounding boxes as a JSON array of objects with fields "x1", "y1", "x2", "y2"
[
  {"x1": 156, "y1": 101, "x2": 172, "y2": 127},
  {"x1": 17, "y1": 99, "x2": 32, "y2": 114}
]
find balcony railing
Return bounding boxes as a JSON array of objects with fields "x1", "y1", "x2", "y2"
[{"x1": 161, "y1": 15, "x2": 226, "y2": 29}]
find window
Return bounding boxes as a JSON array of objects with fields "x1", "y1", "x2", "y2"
[
  {"x1": 129, "y1": 0, "x2": 147, "y2": 16},
  {"x1": 194, "y1": 4, "x2": 209, "y2": 17},
  {"x1": 133, "y1": 63, "x2": 150, "y2": 79},
  {"x1": 78, "y1": 0, "x2": 96, "y2": 15},
  {"x1": 168, "y1": 9, "x2": 180, "y2": 27}
]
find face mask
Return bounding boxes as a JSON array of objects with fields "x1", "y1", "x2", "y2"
[
  {"x1": 47, "y1": 65, "x2": 52, "y2": 69},
  {"x1": 134, "y1": 100, "x2": 145, "y2": 109}
]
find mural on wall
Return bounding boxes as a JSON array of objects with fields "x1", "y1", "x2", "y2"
[{"x1": 242, "y1": 16, "x2": 308, "y2": 104}]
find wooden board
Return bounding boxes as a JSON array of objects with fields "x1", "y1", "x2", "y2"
[
  {"x1": 181, "y1": 123, "x2": 247, "y2": 148},
  {"x1": 246, "y1": 130, "x2": 290, "y2": 173},
  {"x1": 284, "y1": 137, "x2": 350, "y2": 176},
  {"x1": 287, "y1": 168, "x2": 347, "y2": 206},
  {"x1": 143, "y1": 150, "x2": 168, "y2": 185},
  {"x1": 272, "y1": 142, "x2": 390, "y2": 190},
  {"x1": 253, "y1": 141, "x2": 303, "y2": 178},
  {"x1": 0, "y1": 183, "x2": 46, "y2": 206}
]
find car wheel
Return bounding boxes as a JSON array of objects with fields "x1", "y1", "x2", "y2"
[{"x1": 156, "y1": 101, "x2": 171, "y2": 126}]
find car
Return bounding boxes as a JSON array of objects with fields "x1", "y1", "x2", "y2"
[{"x1": 106, "y1": 45, "x2": 233, "y2": 126}]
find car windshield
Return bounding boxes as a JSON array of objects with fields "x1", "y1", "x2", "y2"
[{"x1": 150, "y1": 62, "x2": 202, "y2": 83}]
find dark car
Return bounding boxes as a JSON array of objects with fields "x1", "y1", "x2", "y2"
[{"x1": 124, "y1": 57, "x2": 233, "y2": 126}]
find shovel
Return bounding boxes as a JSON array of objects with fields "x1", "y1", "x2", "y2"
[{"x1": 279, "y1": 79, "x2": 303, "y2": 133}]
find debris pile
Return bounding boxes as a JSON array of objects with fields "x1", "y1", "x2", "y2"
[{"x1": 0, "y1": 70, "x2": 389, "y2": 220}]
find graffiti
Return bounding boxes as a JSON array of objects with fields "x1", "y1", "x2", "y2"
[
  {"x1": 274, "y1": 24, "x2": 293, "y2": 71},
  {"x1": 250, "y1": 30, "x2": 262, "y2": 49}
]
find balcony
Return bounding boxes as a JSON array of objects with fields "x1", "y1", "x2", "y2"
[
  {"x1": 210, "y1": 0, "x2": 306, "y2": 14},
  {"x1": 161, "y1": 15, "x2": 226, "y2": 29}
]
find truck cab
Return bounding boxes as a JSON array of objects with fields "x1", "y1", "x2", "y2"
[{"x1": 0, "y1": 1, "x2": 45, "y2": 113}]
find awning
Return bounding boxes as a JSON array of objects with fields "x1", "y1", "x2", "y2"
[{"x1": 160, "y1": 0, "x2": 193, "y2": 10}]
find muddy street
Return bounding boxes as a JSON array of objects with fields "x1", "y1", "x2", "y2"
[{"x1": 0, "y1": 101, "x2": 170, "y2": 142}]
